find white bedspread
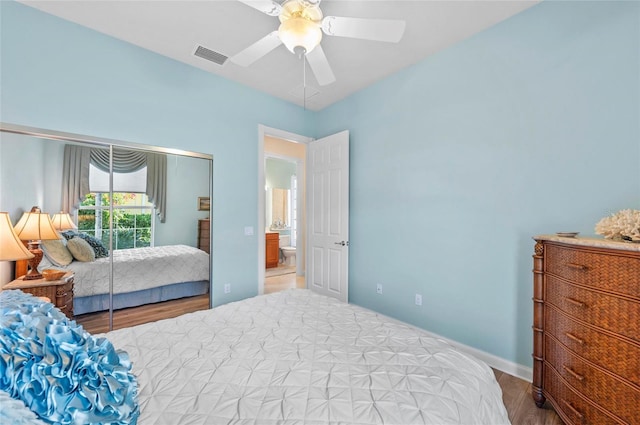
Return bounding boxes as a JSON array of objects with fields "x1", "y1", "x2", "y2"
[
  {"x1": 67, "y1": 245, "x2": 209, "y2": 298},
  {"x1": 104, "y1": 290, "x2": 510, "y2": 424}
]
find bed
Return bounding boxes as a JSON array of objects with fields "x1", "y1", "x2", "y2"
[
  {"x1": 40, "y1": 244, "x2": 210, "y2": 315},
  {"x1": 1, "y1": 289, "x2": 511, "y2": 424}
]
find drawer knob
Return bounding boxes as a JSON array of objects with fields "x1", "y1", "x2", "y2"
[
  {"x1": 566, "y1": 262, "x2": 588, "y2": 271},
  {"x1": 564, "y1": 297, "x2": 586, "y2": 308},
  {"x1": 565, "y1": 332, "x2": 585, "y2": 346},
  {"x1": 562, "y1": 365, "x2": 585, "y2": 381},
  {"x1": 562, "y1": 400, "x2": 584, "y2": 421}
]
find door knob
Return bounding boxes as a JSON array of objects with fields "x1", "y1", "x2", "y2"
[{"x1": 334, "y1": 241, "x2": 349, "y2": 246}]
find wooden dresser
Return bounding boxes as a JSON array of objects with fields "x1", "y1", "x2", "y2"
[
  {"x1": 198, "y1": 218, "x2": 210, "y2": 253},
  {"x1": 3, "y1": 272, "x2": 75, "y2": 319},
  {"x1": 266, "y1": 232, "x2": 279, "y2": 269},
  {"x1": 532, "y1": 236, "x2": 640, "y2": 425}
]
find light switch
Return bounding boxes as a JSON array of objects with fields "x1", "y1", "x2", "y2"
[{"x1": 244, "y1": 226, "x2": 254, "y2": 236}]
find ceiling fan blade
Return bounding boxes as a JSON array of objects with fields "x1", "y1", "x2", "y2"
[
  {"x1": 305, "y1": 45, "x2": 336, "y2": 86},
  {"x1": 322, "y1": 16, "x2": 406, "y2": 43},
  {"x1": 230, "y1": 31, "x2": 282, "y2": 67},
  {"x1": 236, "y1": 0, "x2": 282, "y2": 16}
]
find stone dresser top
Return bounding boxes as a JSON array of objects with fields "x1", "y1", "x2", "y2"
[{"x1": 534, "y1": 234, "x2": 640, "y2": 253}]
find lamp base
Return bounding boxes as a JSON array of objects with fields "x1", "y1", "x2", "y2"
[{"x1": 23, "y1": 242, "x2": 44, "y2": 280}]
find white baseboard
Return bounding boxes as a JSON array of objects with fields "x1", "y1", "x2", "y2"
[
  {"x1": 435, "y1": 334, "x2": 533, "y2": 382},
  {"x1": 371, "y1": 309, "x2": 533, "y2": 382}
]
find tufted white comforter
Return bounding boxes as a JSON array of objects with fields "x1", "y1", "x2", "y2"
[
  {"x1": 105, "y1": 289, "x2": 511, "y2": 424},
  {"x1": 65, "y1": 245, "x2": 210, "y2": 298}
]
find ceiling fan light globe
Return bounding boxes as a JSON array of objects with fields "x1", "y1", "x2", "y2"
[{"x1": 278, "y1": 17, "x2": 322, "y2": 54}]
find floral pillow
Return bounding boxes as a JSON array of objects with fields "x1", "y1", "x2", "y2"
[
  {"x1": 0, "y1": 290, "x2": 139, "y2": 425},
  {"x1": 61, "y1": 231, "x2": 109, "y2": 258},
  {"x1": 60, "y1": 230, "x2": 77, "y2": 241},
  {"x1": 78, "y1": 233, "x2": 109, "y2": 258}
]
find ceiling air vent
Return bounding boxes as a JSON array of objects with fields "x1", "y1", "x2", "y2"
[{"x1": 194, "y1": 45, "x2": 228, "y2": 65}]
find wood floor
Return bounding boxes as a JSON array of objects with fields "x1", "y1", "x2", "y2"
[
  {"x1": 493, "y1": 369, "x2": 562, "y2": 424},
  {"x1": 264, "y1": 270, "x2": 305, "y2": 293},
  {"x1": 74, "y1": 272, "x2": 303, "y2": 333},
  {"x1": 74, "y1": 294, "x2": 210, "y2": 334},
  {"x1": 75, "y1": 272, "x2": 561, "y2": 424}
]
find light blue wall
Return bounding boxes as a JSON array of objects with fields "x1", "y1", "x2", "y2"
[
  {"x1": 314, "y1": 1, "x2": 640, "y2": 366},
  {"x1": 0, "y1": 1, "x2": 314, "y2": 305},
  {"x1": 2, "y1": 0, "x2": 639, "y2": 369},
  {"x1": 153, "y1": 154, "x2": 211, "y2": 247},
  {"x1": 0, "y1": 133, "x2": 47, "y2": 284},
  {"x1": 0, "y1": 134, "x2": 46, "y2": 221}
]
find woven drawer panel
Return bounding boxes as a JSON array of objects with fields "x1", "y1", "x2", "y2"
[
  {"x1": 546, "y1": 276, "x2": 640, "y2": 343},
  {"x1": 20, "y1": 286, "x2": 56, "y2": 300},
  {"x1": 544, "y1": 367, "x2": 621, "y2": 425},
  {"x1": 545, "y1": 306, "x2": 640, "y2": 387},
  {"x1": 545, "y1": 336, "x2": 640, "y2": 424},
  {"x1": 545, "y1": 244, "x2": 640, "y2": 298}
]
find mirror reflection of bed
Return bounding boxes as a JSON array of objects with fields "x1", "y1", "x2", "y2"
[{"x1": 0, "y1": 126, "x2": 212, "y2": 333}]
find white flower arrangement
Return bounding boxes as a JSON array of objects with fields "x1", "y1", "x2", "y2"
[{"x1": 595, "y1": 209, "x2": 640, "y2": 242}]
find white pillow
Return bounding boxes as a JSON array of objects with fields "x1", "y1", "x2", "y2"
[
  {"x1": 66, "y1": 237, "x2": 95, "y2": 262},
  {"x1": 41, "y1": 238, "x2": 73, "y2": 267}
]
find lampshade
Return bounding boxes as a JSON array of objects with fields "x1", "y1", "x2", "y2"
[
  {"x1": 0, "y1": 212, "x2": 34, "y2": 261},
  {"x1": 278, "y1": 17, "x2": 322, "y2": 54},
  {"x1": 14, "y1": 207, "x2": 60, "y2": 242},
  {"x1": 13, "y1": 207, "x2": 61, "y2": 280},
  {"x1": 51, "y1": 212, "x2": 77, "y2": 231}
]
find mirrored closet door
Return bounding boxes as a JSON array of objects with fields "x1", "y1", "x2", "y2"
[{"x1": 0, "y1": 123, "x2": 212, "y2": 332}]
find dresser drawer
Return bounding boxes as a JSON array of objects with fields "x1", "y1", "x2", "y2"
[
  {"x1": 545, "y1": 336, "x2": 640, "y2": 424},
  {"x1": 546, "y1": 276, "x2": 640, "y2": 343},
  {"x1": 545, "y1": 244, "x2": 640, "y2": 298},
  {"x1": 198, "y1": 219, "x2": 211, "y2": 253},
  {"x1": 544, "y1": 366, "x2": 621, "y2": 425},
  {"x1": 545, "y1": 306, "x2": 640, "y2": 387}
]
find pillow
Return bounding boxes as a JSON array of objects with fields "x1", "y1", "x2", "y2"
[
  {"x1": 0, "y1": 290, "x2": 140, "y2": 425},
  {"x1": 60, "y1": 230, "x2": 78, "y2": 241},
  {"x1": 61, "y1": 230, "x2": 109, "y2": 258},
  {"x1": 77, "y1": 233, "x2": 109, "y2": 258},
  {"x1": 66, "y1": 237, "x2": 96, "y2": 262},
  {"x1": 40, "y1": 238, "x2": 73, "y2": 267}
]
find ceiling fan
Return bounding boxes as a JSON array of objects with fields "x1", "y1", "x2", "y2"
[{"x1": 230, "y1": 0, "x2": 406, "y2": 86}]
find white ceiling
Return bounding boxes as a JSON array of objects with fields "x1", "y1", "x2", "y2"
[{"x1": 20, "y1": 0, "x2": 540, "y2": 111}]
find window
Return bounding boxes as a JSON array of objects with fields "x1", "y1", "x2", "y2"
[{"x1": 78, "y1": 165, "x2": 155, "y2": 250}]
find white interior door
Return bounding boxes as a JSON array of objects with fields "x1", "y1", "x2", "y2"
[{"x1": 306, "y1": 130, "x2": 349, "y2": 302}]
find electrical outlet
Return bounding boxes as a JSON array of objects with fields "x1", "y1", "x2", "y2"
[
  {"x1": 415, "y1": 294, "x2": 422, "y2": 306},
  {"x1": 224, "y1": 283, "x2": 231, "y2": 294},
  {"x1": 376, "y1": 284, "x2": 383, "y2": 294},
  {"x1": 244, "y1": 226, "x2": 254, "y2": 236}
]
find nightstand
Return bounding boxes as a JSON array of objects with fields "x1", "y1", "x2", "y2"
[{"x1": 3, "y1": 272, "x2": 75, "y2": 319}]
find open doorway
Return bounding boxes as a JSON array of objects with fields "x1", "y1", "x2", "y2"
[{"x1": 258, "y1": 126, "x2": 312, "y2": 295}]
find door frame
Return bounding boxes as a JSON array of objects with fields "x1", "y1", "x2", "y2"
[{"x1": 257, "y1": 125, "x2": 313, "y2": 295}]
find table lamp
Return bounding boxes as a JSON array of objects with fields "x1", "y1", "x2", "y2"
[
  {"x1": 50, "y1": 212, "x2": 77, "y2": 231},
  {"x1": 0, "y1": 212, "x2": 34, "y2": 261},
  {"x1": 13, "y1": 206, "x2": 60, "y2": 280}
]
